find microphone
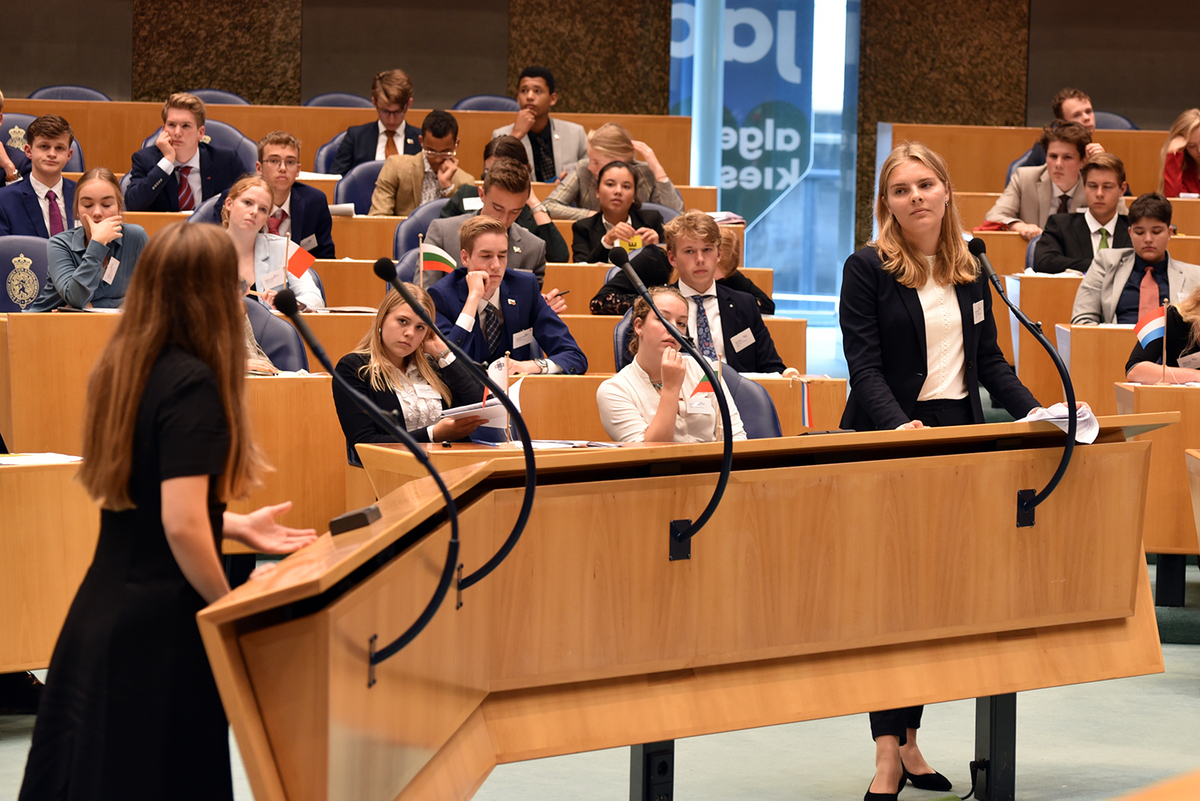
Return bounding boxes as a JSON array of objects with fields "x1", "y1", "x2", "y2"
[
  {"x1": 967, "y1": 237, "x2": 1004, "y2": 296},
  {"x1": 609, "y1": 246, "x2": 648, "y2": 295},
  {"x1": 370, "y1": 258, "x2": 536, "y2": 592}
]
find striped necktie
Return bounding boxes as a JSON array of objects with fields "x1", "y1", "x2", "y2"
[{"x1": 177, "y1": 166, "x2": 195, "y2": 211}]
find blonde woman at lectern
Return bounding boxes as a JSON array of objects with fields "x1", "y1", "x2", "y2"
[{"x1": 839, "y1": 142, "x2": 1041, "y2": 801}]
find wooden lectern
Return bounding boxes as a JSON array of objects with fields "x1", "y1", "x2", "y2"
[
  {"x1": 199, "y1": 416, "x2": 1170, "y2": 801},
  {"x1": 1004, "y1": 273, "x2": 1083, "y2": 407}
]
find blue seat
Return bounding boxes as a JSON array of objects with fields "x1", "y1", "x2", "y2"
[
  {"x1": 185, "y1": 193, "x2": 224, "y2": 225},
  {"x1": 187, "y1": 89, "x2": 250, "y2": 105},
  {"x1": 3, "y1": 113, "x2": 85, "y2": 172},
  {"x1": 721, "y1": 368, "x2": 781, "y2": 439},
  {"x1": 304, "y1": 93, "x2": 372, "y2": 108},
  {"x1": 1094, "y1": 111, "x2": 1138, "y2": 130},
  {"x1": 29, "y1": 85, "x2": 111, "y2": 101},
  {"x1": 613, "y1": 308, "x2": 635, "y2": 369},
  {"x1": 335, "y1": 161, "x2": 385, "y2": 215},
  {"x1": 642, "y1": 202, "x2": 681, "y2": 223},
  {"x1": 1005, "y1": 147, "x2": 1037, "y2": 186},
  {"x1": 140, "y1": 119, "x2": 257, "y2": 175},
  {"x1": 243, "y1": 297, "x2": 308, "y2": 371},
  {"x1": 306, "y1": 267, "x2": 326, "y2": 306},
  {"x1": 314, "y1": 131, "x2": 347, "y2": 174},
  {"x1": 0, "y1": 235, "x2": 50, "y2": 312},
  {"x1": 396, "y1": 250, "x2": 419, "y2": 283},
  {"x1": 452, "y1": 95, "x2": 519, "y2": 112},
  {"x1": 1025, "y1": 234, "x2": 1041, "y2": 272},
  {"x1": 393, "y1": 198, "x2": 451, "y2": 259}
]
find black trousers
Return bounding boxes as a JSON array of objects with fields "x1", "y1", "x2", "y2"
[{"x1": 870, "y1": 705, "x2": 925, "y2": 743}]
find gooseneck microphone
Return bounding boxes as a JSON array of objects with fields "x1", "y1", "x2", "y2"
[
  {"x1": 273, "y1": 289, "x2": 458, "y2": 672},
  {"x1": 371, "y1": 258, "x2": 536, "y2": 591},
  {"x1": 967, "y1": 237, "x2": 1077, "y2": 526},
  {"x1": 610, "y1": 246, "x2": 733, "y2": 558}
]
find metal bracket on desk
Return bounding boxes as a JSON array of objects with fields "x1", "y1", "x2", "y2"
[
  {"x1": 975, "y1": 693, "x2": 1016, "y2": 801},
  {"x1": 367, "y1": 634, "x2": 378, "y2": 688},
  {"x1": 669, "y1": 519, "x2": 691, "y2": 561},
  {"x1": 1016, "y1": 489, "x2": 1035, "y2": 528},
  {"x1": 630, "y1": 740, "x2": 674, "y2": 800},
  {"x1": 455, "y1": 564, "x2": 464, "y2": 610}
]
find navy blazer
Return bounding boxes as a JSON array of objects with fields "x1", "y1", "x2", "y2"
[
  {"x1": 674, "y1": 281, "x2": 786, "y2": 374},
  {"x1": 329, "y1": 121, "x2": 421, "y2": 177},
  {"x1": 0, "y1": 177, "x2": 76, "y2": 237},
  {"x1": 3, "y1": 145, "x2": 30, "y2": 186},
  {"x1": 428, "y1": 267, "x2": 588, "y2": 374},
  {"x1": 1033, "y1": 212, "x2": 1131, "y2": 274},
  {"x1": 839, "y1": 246, "x2": 1039, "y2": 431},
  {"x1": 571, "y1": 205, "x2": 665, "y2": 263},
  {"x1": 125, "y1": 142, "x2": 245, "y2": 212}
]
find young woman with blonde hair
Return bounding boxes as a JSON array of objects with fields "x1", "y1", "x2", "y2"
[{"x1": 1160, "y1": 108, "x2": 1200, "y2": 197}]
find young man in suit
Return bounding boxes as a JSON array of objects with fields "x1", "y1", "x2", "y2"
[
  {"x1": 0, "y1": 90, "x2": 31, "y2": 186},
  {"x1": 1034, "y1": 153, "x2": 1130, "y2": 274},
  {"x1": 255, "y1": 132, "x2": 335, "y2": 258},
  {"x1": 665, "y1": 210, "x2": 793, "y2": 375},
  {"x1": 368, "y1": 110, "x2": 474, "y2": 217},
  {"x1": 428, "y1": 215, "x2": 586, "y2": 375},
  {"x1": 986, "y1": 122, "x2": 1092, "y2": 240},
  {"x1": 124, "y1": 92, "x2": 244, "y2": 213},
  {"x1": 1072, "y1": 193, "x2": 1200, "y2": 324},
  {"x1": 329, "y1": 69, "x2": 421, "y2": 176},
  {"x1": 491, "y1": 66, "x2": 587, "y2": 183},
  {"x1": 0, "y1": 115, "x2": 75, "y2": 237},
  {"x1": 1019, "y1": 87, "x2": 1106, "y2": 168}
]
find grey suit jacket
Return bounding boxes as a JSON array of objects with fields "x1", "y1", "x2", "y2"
[
  {"x1": 1071, "y1": 248, "x2": 1200, "y2": 324},
  {"x1": 491, "y1": 117, "x2": 588, "y2": 177},
  {"x1": 985, "y1": 166, "x2": 1087, "y2": 229},
  {"x1": 424, "y1": 212, "x2": 546, "y2": 288}
]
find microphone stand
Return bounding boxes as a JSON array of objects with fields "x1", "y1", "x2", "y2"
[
  {"x1": 611, "y1": 247, "x2": 733, "y2": 560},
  {"x1": 373, "y1": 260, "x2": 536, "y2": 593},
  {"x1": 273, "y1": 290, "x2": 459, "y2": 684}
]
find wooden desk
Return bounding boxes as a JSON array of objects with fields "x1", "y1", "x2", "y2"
[
  {"x1": 1111, "y1": 770, "x2": 1200, "y2": 801},
  {"x1": 312, "y1": 260, "x2": 386, "y2": 309},
  {"x1": 1055, "y1": 324, "x2": 1135, "y2": 417},
  {"x1": 1004, "y1": 274, "x2": 1083, "y2": 406},
  {"x1": 959, "y1": 192, "x2": 1002, "y2": 228}
]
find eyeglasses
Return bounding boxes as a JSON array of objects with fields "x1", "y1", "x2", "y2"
[
  {"x1": 262, "y1": 157, "x2": 301, "y2": 169},
  {"x1": 423, "y1": 148, "x2": 457, "y2": 158}
]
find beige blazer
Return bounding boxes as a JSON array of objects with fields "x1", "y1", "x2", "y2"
[
  {"x1": 985, "y1": 165, "x2": 1087, "y2": 229},
  {"x1": 368, "y1": 154, "x2": 474, "y2": 217},
  {"x1": 1071, "y1": 248, "x2": 1200, "y2": 324}
]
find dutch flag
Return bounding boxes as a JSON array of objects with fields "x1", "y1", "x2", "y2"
[{"x1": 1135, "y1": 306, "x2": 1166, "y2": 348}]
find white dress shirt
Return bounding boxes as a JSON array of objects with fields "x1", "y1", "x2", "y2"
[
  {"x1": 597, "y1": 356, "x2": 746, "y2": 443},
  {"x1": 452, "y1": 290, "x2": 561, "y2": 373},
  {"x1": 915, "y1": 256, "x2": 967, "y2": 401},
  {"x1": 678, "y1": 280, "x2": 724, "y2": 360},
  {"x1": 29, "y1": 174, "x2": 68, "y2": 234},
  {"x1": 155, "y1": 149, "x2": 202, "y2": 203}
]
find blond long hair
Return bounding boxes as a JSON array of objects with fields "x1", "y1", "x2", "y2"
[
  {"x1": 220, "y1": 175, "x2": 271, "y2": 228},
  {"x1": 873, "y1": 142, "x2": 977, "y2": 288},
  {"x1": 354, "y1": 284, "x2": 451, "y2": 402},
  {"x1": 79, "y1": 223, "x2": 266, "y2": 508},
  {"x1": 1159, "y1": 109, "x2": 1200, "y2": 194}
]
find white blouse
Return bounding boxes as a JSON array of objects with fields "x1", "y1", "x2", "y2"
[
  {"x1": 596, "y1": 356, "x2": 747, "y2": 443},
  {"x1": 394, "y1": 362, "x2": 446, "y2": 432},
  {"x1": 915, "y1": 256, "x2": 967, "y2": 401}
]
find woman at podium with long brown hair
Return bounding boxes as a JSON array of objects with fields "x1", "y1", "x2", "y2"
[
  {"x1": 839, "y1": 142, "x2": 1040, "y2": 800},
  {"x1": 19, "y1": 223, "x2": 316, "y2": 801}
]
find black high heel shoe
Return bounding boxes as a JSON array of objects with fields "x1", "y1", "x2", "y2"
[
  {"x1": 900, "y1": 765, "x2": 953, "y2": 792},
  {"x1": 864, "y1": 773, "x2": 900, "y2": 801}
]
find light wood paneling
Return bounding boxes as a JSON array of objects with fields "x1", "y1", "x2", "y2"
[
  {"x1": 1005, "y1": 274, "x2": 1083, "y2": 407},
  {"x1": 1110, "y1": 769, "x2": 1200, "y2": 801},
  {"x1": 1056, "y1": 324, "x2": 1136, "y2": 417}
]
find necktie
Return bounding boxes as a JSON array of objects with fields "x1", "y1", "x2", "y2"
[
  {"x1": 481, "y1": 302, "x2": 502, "y2": 357},
  {"x1": 267, "y1": 210, "x2": 287, "y2": 236},
  {"x1": 45, "y1": 190, "x2": 65, "y2": 236},
  {"x1": 1098, "y1": 228, "x2": 1109, "y2": 251},
  {"x1": 1138, "y1": 265, "x2": 1159, "y2": 320},
  {"x1": 1056, "y1": 194, "x2": 1070, "y2": 215},
  {"x1": 384, "y1": 130, "x2": 398, "y2": 158},
  {"x1": 693, "y1": 296, "x2": 718, "y2": 361},
  {"x1": 177, "y1": 166, "x2": 195, "y2": 211}
]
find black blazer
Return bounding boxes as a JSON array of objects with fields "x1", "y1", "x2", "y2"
[
  {"x1": 571, "y1": 205, "x2": 665, "y2": 263},
  {"x1": 1033, "y1": 212, "x2": 1131, "y2": 274},
  {"x1": 674, "y1": 281, "x2": 786, "y2": 374},
  {"x1": 285, "y1": 182, "x2": 336, "y2": 259},
  {"x1": 125, "y1": 142, "x2": 244, "y2": 212},
  {"x1": 329, "y1": 121, "x2": 421, "y2": 177},
  {"x1": 839, "y1": 246, "x2": 1038, "y2": 432},
  {"x1": 332, "y1": 350, "x2": 484, "y2": 466}
]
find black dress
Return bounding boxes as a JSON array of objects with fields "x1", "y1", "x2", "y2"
[{"x1": 20, "y1": 346, "x2": 234, "y2": 801}]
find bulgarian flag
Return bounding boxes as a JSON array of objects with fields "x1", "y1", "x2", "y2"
[
  {"x1": 1135, "y1": 306, "x2": 1167, "y2": 348},
  {"x1": 420, "y1": 238, "x2": 456, "y2": 276},
  {"x1": 284, "y1": 239, "x2": 316, "y2": 278}
]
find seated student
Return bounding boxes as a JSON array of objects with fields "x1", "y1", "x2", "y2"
[
  {"x1": 666, "y1": 210, "x2": 790, "y2": 375},
  {"x1": 1159, "y1": 108, "x2": 1200, "y2": 198},
  {"x1": 0, "y1": 90, "x2": 31, "y2": 186},
  {"x1": 544, "y1": 123, "x2": 684, "y2": 220},
  {"x1": 329, "y1": 69, "x2": 421, "y2": 176},
  {"x1": 254, "y1": 131, "x2": 335, "y2": 258},
  {"x1": 0, "y1": 114, "x2": 76, "y2": 237},
  {"x1": 715, "y1": 227, "x2": 774, "y2": 315},
  {"x1": 1019, "y1": 87, "x2": 1106, "y2": 168},
  {"x1": 1126, "y1": 284, "x2": 1200, "y2": 384},
  {"x1": 1033, "y1": 153, "x2": 1131, "y2": 274},
  {"x1": 441, "y1": 134, "x2": 568, "y2": 263},
  {"x1": 27, "y1": 168, "x2": 148, "y2": 312},
  {"x1": 491, "y1": 66, "x2": 588, "y2": 183},
  {"x1": 427, "y1": 215, "x2": 587, "y2": 375},
  {"x1": 222, "y1": 176, "x2": 324, "y2": 310},
  {"x1": 985, "y1": 121, "x2": 1091, "y2": 240},
  {"x1": 1071, "y1": 193, "x2": 1200, "y2": 325},
  {"x1": 572, "y1": 160, "x2": 664, "y2": 263},
  {"x1": 597, "y1": 286, "x2": 746, "y2": 443},
  {"x1": 332, "y1": 284, "x2": 485, "y2": 465},
  {"x1": 368, "y1": 110, "x2": 475, "y2": 217}
]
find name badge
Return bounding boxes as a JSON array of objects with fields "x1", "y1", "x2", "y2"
[
  {"x1": 300, "y1": 234, "x2": 318, "y2": 251},
  {"x1": 730, "y1": 327, "x2": 755, "y2": 353},
  {"x1": 512, "y1": 327, "x2": 534, "y2": 348},
  {"x1": 102, "y1": 257, "x2": 120, "y2": 285},
  {"x1": 973, "y1": 299, "x2": 985, "y2": 325},
  {"x1": 414, "y1": 382, "x2": 442, "y2": 399},
  {"x1": 463, "y1": 196, "x2": 483, "y2": 211},
  {"x1": 258, "y1": 267, "x2": 286, "y2": 293},
  {"x1": 1179, "y1": 352, "x2": 1200, "y2": 370}
]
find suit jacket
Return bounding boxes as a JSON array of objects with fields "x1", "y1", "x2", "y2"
[
  {"x1": 1071, "y1": 248, "x2": 1200, "y2": 325},
  {"x1": 839, "y1": 246, "x2": 1039, "y2": 431},
  {"x1": 442, "y1": 183, "x2": 569, "y2": 263},
  {"x1": 985, "y1": 165, "x2": 1087, "y2": 229},
  {"x1": 571, "y1": 205, "x2": 665, "y2": 263},
  {"x1": 284, "y1": 182, "x2": 335, "y2": 259},
  {"x1": 0, "y1": 177, "x2": 75, "y2": 237},
  {"x1": 329, "y1": 121, "x2": 421, "y2": 177},
  {"x1": 125, "y1": 142, "x2": 244, "y2": 212},
  {"x1": 428, "y1": 266, "x2": 587, "y2": 373},
  {"x1": 2, "y1": 144, "x2": 30, "y2": 186},
  {"x1": 368, "y1": 153, "x2": 475, "y2": 217},
  {"x1": 491, "y1": 117, "x2": 588, "y2": 178},
  {"x1": 675, "y1": 282, "x2": 786, "y2": 374},
  {"x1": 425, "y1": 212, "x2": 547, "y2": 287},
  {"x1": 1033, "y1": 213, "x2": 1130, "y2": 274}
]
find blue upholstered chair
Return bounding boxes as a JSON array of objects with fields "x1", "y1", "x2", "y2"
[
  {"x1": 642, "y1": 202, "x2": 681, "y2": 223},
  {"x1": 0, "y1": 235, "x2": 50, "y2": 313},
  {"x1": 3, "y1": 113, "x2": 86, "y2": 171},
  {"x1": 396, "y1": 250, "x2": 419, "y2": 283},
  {"x1": 1025, "y1": 234, "x2": 1041, "y2": 273},
  {"x1": 314, "y1": 131, "x2": 347, "y2": 174},
  {"x1": 392, "y1": 198, "x2": 450, "y2": 259},
  {"x1": 243, "y1": 297, "x2": 308, "y2": 371},
  {"x1": 139, "y1": 119, "x2": 258, "y2": 175},
  {"x1": 304, "y1": 93, "x2": 373, "y2": 108},
  {"x1": 1005, "y1": 148, "x2": 1037, "y2": 186},
  {"x1": 29, "y1": 85, "x2": 111, "y2": 101},
  {"x1": 334, "y1": 161, "x2": 385, "y2": 215},
  {"x1": 1094, "y1": 111, "x2": 1138, "y2": 130},
  {"x1": 613, "y1": 308, "x2": 635, "y2": 370},
  {"x1": 187, "y1": 89, "x2": 250, "y2": 105},
  {"x1": 452, "y1": 95, "x2": 519, "y2": 112},
  {"x1": 185, "y1": 194, "x2": 224, "y2": 225},
  {"x1": 720, "y1": 368, "x2": 782, "y2": 439},
  {"x1": 306, "y1": 268, "x2": 326, "y2": 307}
]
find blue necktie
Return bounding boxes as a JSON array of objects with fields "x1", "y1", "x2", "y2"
[{"x1": 693, "y1": 296, "x2": 718, "y2": 361}]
